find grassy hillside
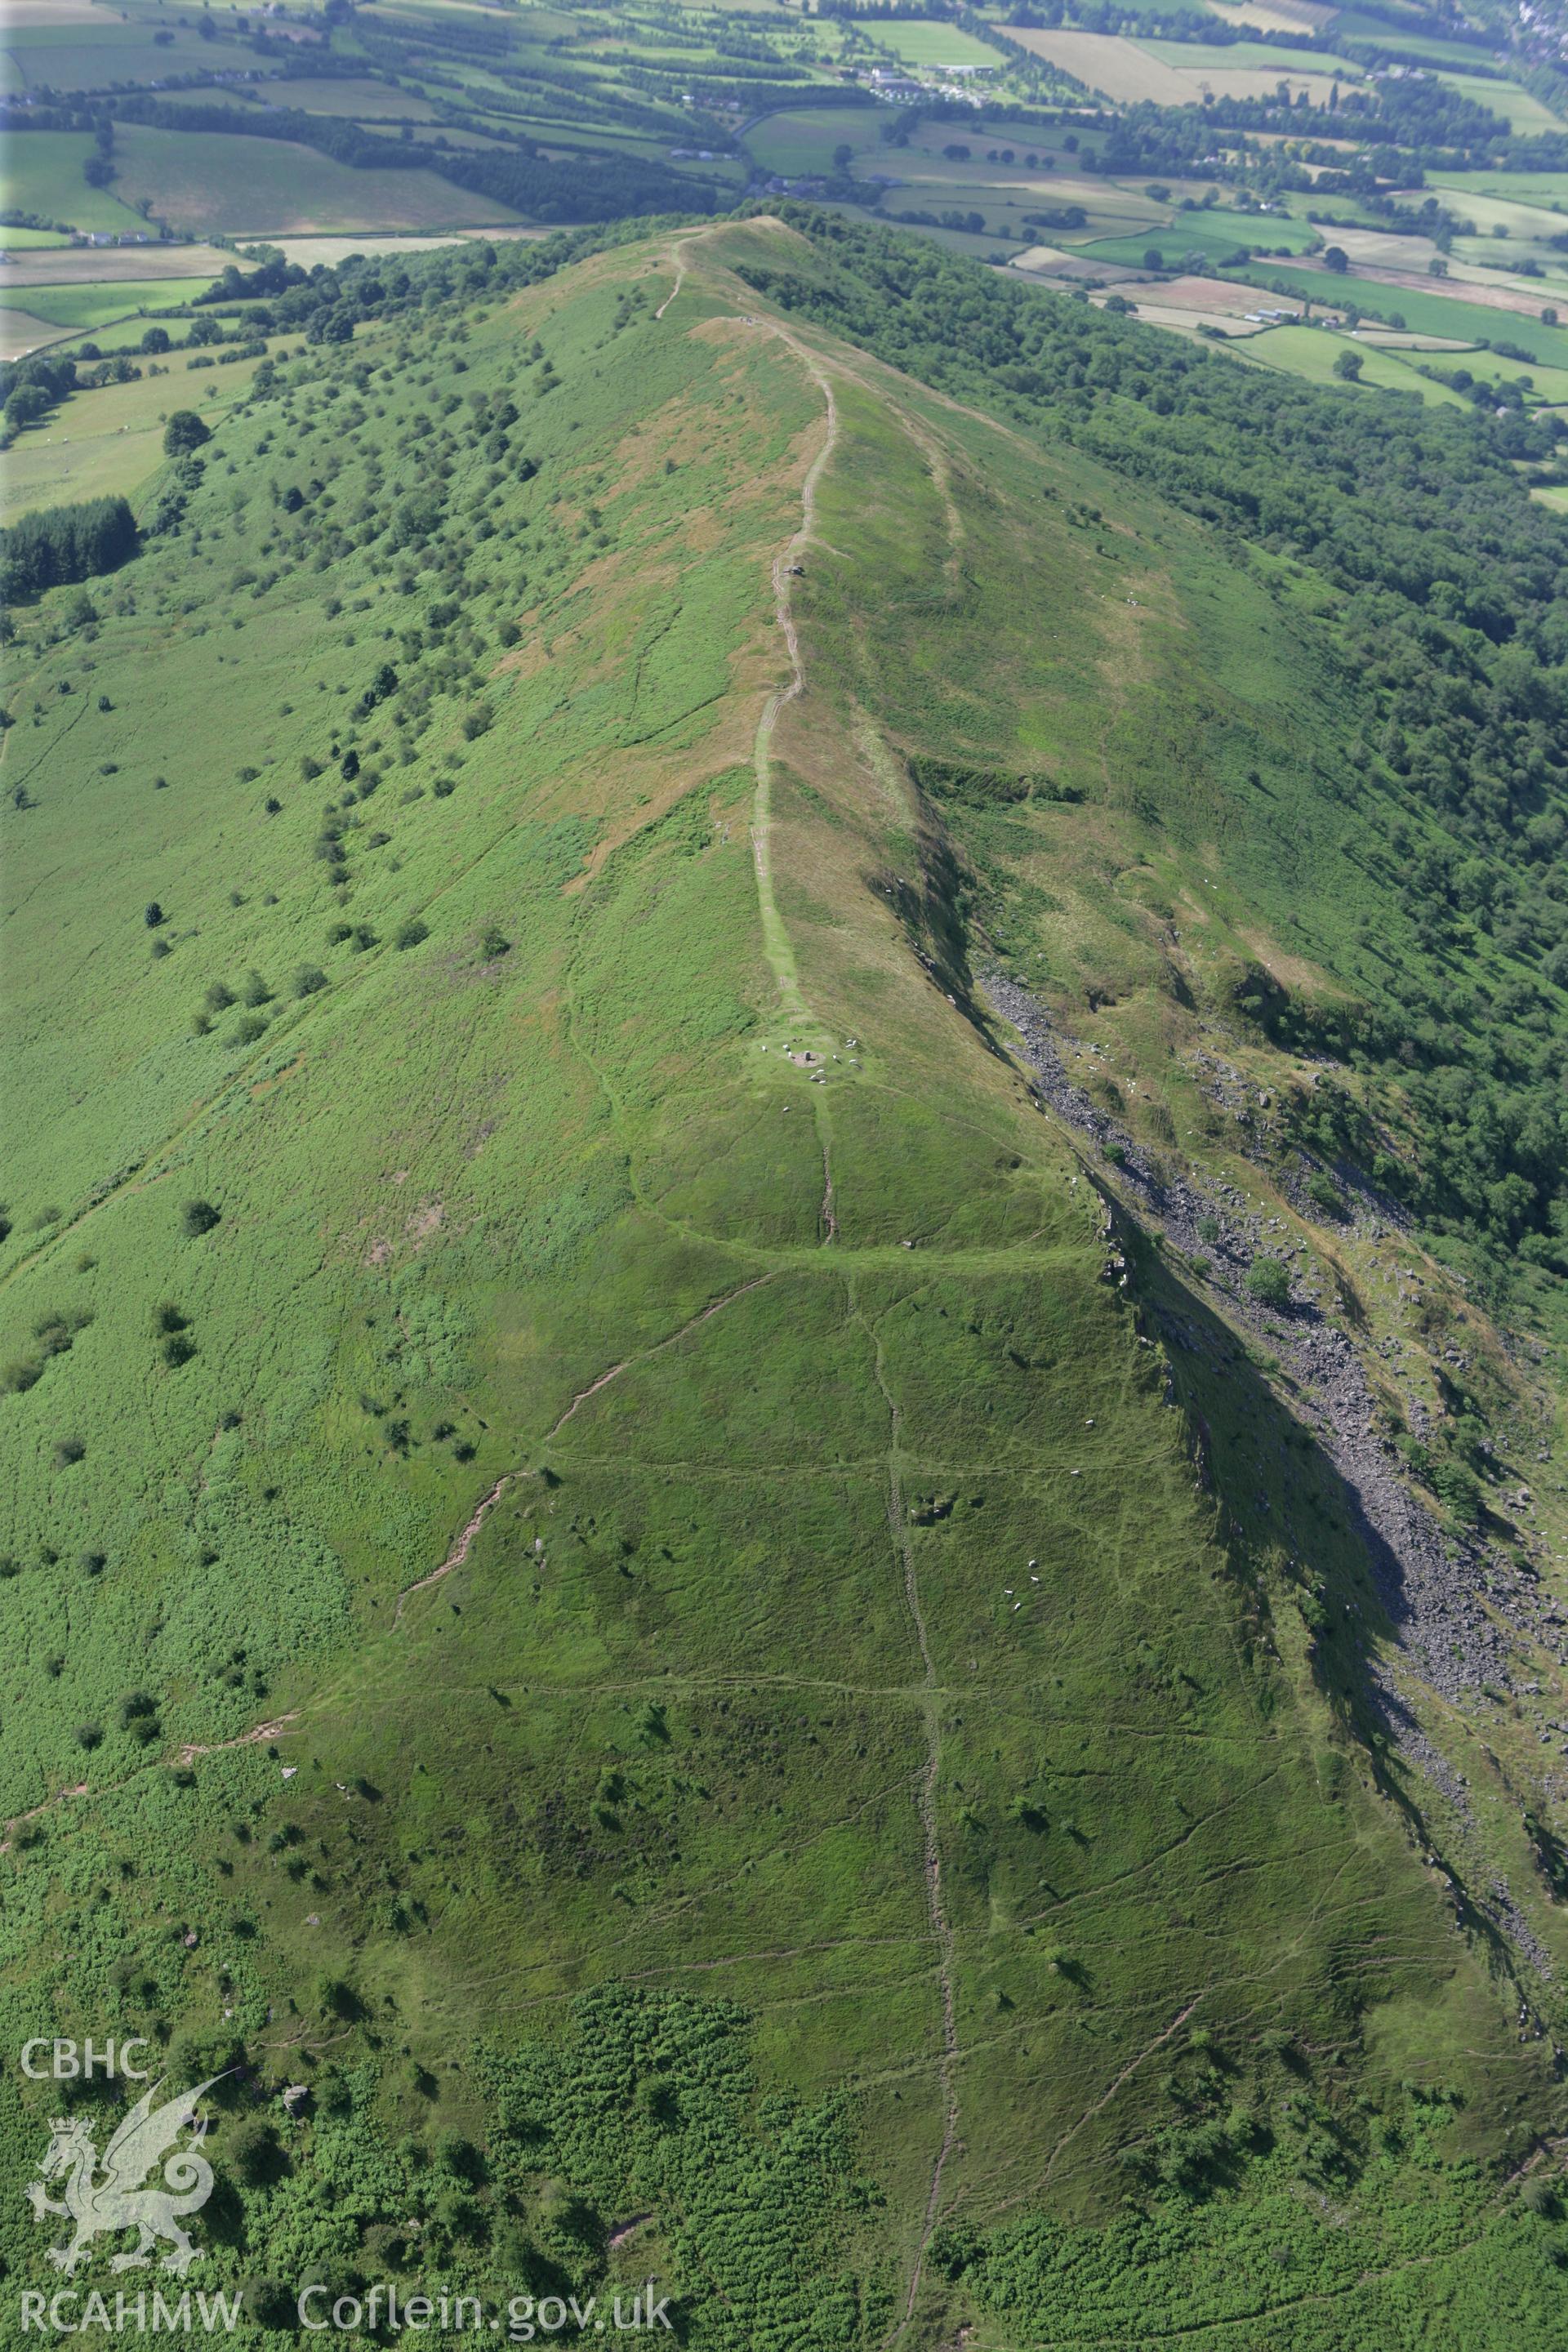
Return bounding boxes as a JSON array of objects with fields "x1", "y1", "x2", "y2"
[{"x1": 2, "y1": 217, "x2": 1567, "y2": 2347}]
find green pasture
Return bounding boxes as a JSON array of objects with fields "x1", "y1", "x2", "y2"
[
  {"x1": 746, "y1": 105, "x2": 883, "y2": 176},
  {"x1": 1236, "y1": 261, "x2": 1568, "y2": 361},
  {"x1": 1329, "y1": 14, "x2": 1503, "y2": 66},
  {"x1": 1141, "y1": 35, "x2": 1363, "y2": 73},
  {"x1": 1432, "y1": 168, "x2": 1568, "y2": 207},
  {"x1": 2, "y1": 15, "x2": 256, "y2": 92},
  {"x1": 265, "y1": 75, "x2": 449, "y2": 120},
  {"x1": 1432, "y1": 69, "x2": 1565, "y2": 131},
  {"x1": 1, "y1": 343, "x2": 282, "y2": 523},
  {"x1": 2, "y1": 130, "x2": 149, "y2": 234},
  {"x1": 862, "y1": 21, "x2": 1004, "y2": 69},
  {"x1": 1419, "y1": 345, "x2": 1568, "y2": 402},
  {"x1": 1235, "y1": 321, "x2": 1467, "y2": 401},
  {"x1": 1080, "y1": 211, "x2": 1319, "y2": 268},
  {"x1": 107, "y1": 123, "x2": 526, "y2": 236},
  {"x1": 0, "y1": 275, "x2": 209, "y2": 331},
  {"x1": 1436, "y1": 186, "x2": 1568, "y2": 241}
]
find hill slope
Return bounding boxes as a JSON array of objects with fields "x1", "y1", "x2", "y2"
[{"x1": 2, "y1": 217, "x2": 1566, "y2": 2348}]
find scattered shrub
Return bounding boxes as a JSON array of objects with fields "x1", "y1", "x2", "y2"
[
  {"x1": 1307, "y1": 1171, "x2": 1346, "y2": 1219},
  {"x1": 316, "y1": 1975, "x2": 363, "y2": 2022},
  {"x1": 436, "y1": 2132, "x2": 485, "y2": 2187},
  {"x1": 1245, "y1": 1255, "x2": 1293, "y2": 1311},
  {"x1": 228, "y1": 2117, "x2": 284, "y2": 2189},
  {"x1": 163, "y1": 410, "x2": 211, "y2": 457},
  {"x1": 1432, "y1": 1458, "x2": 1483, "y2": 1524},
  {"x1": 242, "y1": 2278, "x2": 295, "y2": 2330}
]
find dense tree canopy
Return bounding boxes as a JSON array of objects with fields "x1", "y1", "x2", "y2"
[{"x1": 0, "y1": 496, "x2": 136, "y2": 603}]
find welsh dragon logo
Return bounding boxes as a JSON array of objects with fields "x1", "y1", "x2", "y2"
[{"x1": 27, "y1": 2076, "x2": 221, "y2": 2277}]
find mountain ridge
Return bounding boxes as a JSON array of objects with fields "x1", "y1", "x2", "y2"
[{"x1": 2, "y1": 212, "x2": 1566, "y2": 2348}]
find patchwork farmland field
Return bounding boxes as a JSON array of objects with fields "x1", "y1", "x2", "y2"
[
  {"x1": 1432, "y1": 70, "x2": 1566, "y2": 133},
  {"x1": 1234, "y1": 320, "x2": 1468, "y2": 401},
  {"x1": 1004, "y1": 29, "x2": 1343, "y2": 108},
  {"x1": 4, "y1": 129, "x2": 150, "y2": 234},
  {"x1": 1004, "y1": 30, "x2": 1197, "y2": 104},
  {"x1": 107, "y1": 126, "x2": 528, "y2": 237},
  {"x1": 862, "y1": 22, "x2": 1002, "y2": 72},
  {"x1": 1236, "y1": 263, "x2": 1568, "y2": 361}
]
